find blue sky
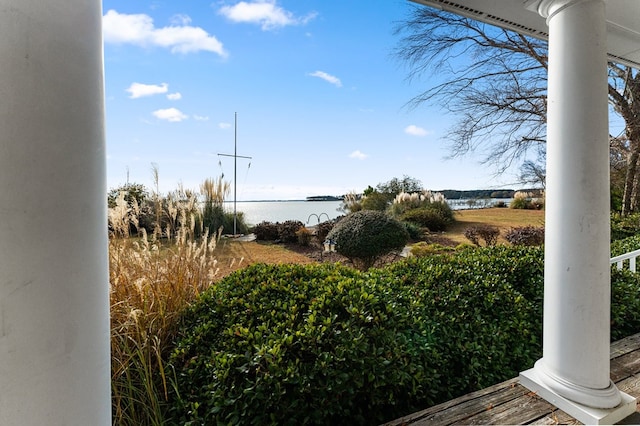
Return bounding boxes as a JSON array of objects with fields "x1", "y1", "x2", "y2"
[{"x1": 103, "y1": 0, "x2": 522, "y2": 201}]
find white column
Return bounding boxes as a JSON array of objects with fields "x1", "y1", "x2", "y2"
[
  {"x1": 0, "y1": 2, "x2": 111, "y2": 425},
  {"x1": 519, "y1": 1, "x2": 636, "y2": 423}
]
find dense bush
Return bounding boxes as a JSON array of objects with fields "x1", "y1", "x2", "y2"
[
  {"x1": 611, "y1": 234, "x2": 640, "y2": 258},
  {"x1": 611, "y1": 268, "x2": 640, "y2": 341},
  {"x1": 504, "y1": 226, "x2": 545, "y2": 246},
  {"x1": 611, "y1": 213, "x2": 640, "y2": 241},
  {"x1": 168, "y1": 263, "x2": 440, "y2": 425},
  {"x1": 278, "y1": 220, "x2": 304, "y2": 243},
  {"x1": 254, "y1": 221, "x2": 280, "y2": 241},
  {"x1": 156, "y1": 245, "x2": 640, "y2": 425},
  {"x1": 326, "y1": 210, "x2": 409, "y2": 270},
  {"x1": 402, "y1": 208, "x2": 450, "y2": 232},
  {"x1": 464, "y1": 225, "x2": 500, "y2": 247},
  {"x1": 168, "y1": 249, "x2": 545, "y2": 425}
]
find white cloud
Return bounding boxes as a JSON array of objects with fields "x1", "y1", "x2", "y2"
[
  {"x1": 404, "y1": 125, "x2": 430, "y2": 137},
  {"x1": 103, "y1": 10, "x2": 227, "y2": 56},
  {"x1": 167, "y1": 92, "x2": 182, "y2": 100},
  {"x1": 194, "y1": 115, "x2": 210, "y2": 121},
  {"x1": 218, "y1": 0, "x2": 317, "y2": 31},
  {"x1": 170, "y1": 14, "x2": 192, "y2": 26},
  {"x1": 126, "y1": 82, "x2": 168, "y2": 99},
  {"x1": 152, "y1": 108, "x2": 188, "y2": 122},
  {"x1": 349, "y1": 150, "x2": 368, "y2": 160},
  {"x1": 308, "y1": 71, "x2": 342, "y2": 87},
  {"x1": 219, "y1": 122, "x2": 232, "y2": 129}
]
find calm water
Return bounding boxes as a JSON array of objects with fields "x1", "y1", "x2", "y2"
[{"x1": 227, "y1": 199, "x2": 511, "y2": 226}]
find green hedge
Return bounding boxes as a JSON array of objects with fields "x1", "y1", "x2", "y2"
[
  {"x1": 168, "y1": 263, "x2": 441, "y2": 425},
  {"x1": 165, "y1": 246, "x2": 640, "y2": 425}
]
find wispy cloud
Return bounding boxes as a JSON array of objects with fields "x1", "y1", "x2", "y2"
[
  {"x1": 349, "y1": 150, "x2": 368, "y2": 160},
  {"x1": 404, "y1": 125, "x2": 430, "y2": 137},
  {"x1": 126, "y1": 82, "x2": 168, "y2": 99},
  {"x1": 103, "y1": 10, "x2": 227, "y2": 56},
  {"x1": 170, "y1": 14, "x2": 192, "y2": 26},
  {"x1": 308, "y1": 71, "x2": 342, "y2": 87},
  {"x1": 218, "y1": 0, "x2": 317, "y2": 31},
  {"x1": 167, "y1": 92, "x2": 182, "y2": 100},
  {"x1": 219, "y1": 122, "x2": 232, "y2": 129},
  {"x1": 194, "y1": 115, "x2": 210, "y2": 121},
  {"x1": 153, "y1": 108, "x2": 188, "y2": 122}
]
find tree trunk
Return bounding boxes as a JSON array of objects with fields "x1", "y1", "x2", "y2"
[{"x1": 622, "y1": 151, "x2": 639, "y2": 216}]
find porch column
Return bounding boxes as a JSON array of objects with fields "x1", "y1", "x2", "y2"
[
  {"x1": 519, "y1": 0, "x2": 636, "y2": 423},
  {"x1": 0, "y1": 2, "x2": 111, "y2": 425}
]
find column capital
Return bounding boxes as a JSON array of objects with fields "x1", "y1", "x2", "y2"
[{"x1": 524, "y1": 0, "x2": 596, "y2": 20}]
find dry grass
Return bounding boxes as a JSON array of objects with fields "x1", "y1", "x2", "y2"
[
  {"x1": 446, "y1": 208, "x2": 545, "y2": 245},
  {"x1": 213, "y1": 238, "x2": 316, "y2": 277},
  {"x1": 110, "y1": 230, "x2": 220, "y2": 425}
]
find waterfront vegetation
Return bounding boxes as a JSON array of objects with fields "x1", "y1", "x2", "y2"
[{"x1": 109, "y1": 179, "x2": 640, "y2": 425}]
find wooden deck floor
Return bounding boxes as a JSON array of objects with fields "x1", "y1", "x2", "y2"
[{"x1": 384, "y1": 333, "x2": 640, "y2": 425}]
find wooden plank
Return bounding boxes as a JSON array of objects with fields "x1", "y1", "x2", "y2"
[
  {"x1": 611, "y1": 350, "x2": 640, "y2": 382},
  {"x1": 389, "y1": 383, "x2": 528, "y2": 426},
  {"x1": 386, "y1": 333, "x2": 640, "y2": 425},
  {"x1": 458, "y1": 389, "x2": 556, "y2": 425},
  {"x1": 611, "y1": 333, "x2": 640, "y2": 359},
  {"x1": 528, "y1": 410, "x2": 581, "y2": 425},
  {"x1": 615, "y1": 375, "x2": 640, "y2": 400},
  {"x1": 383, "y1": 378, "x2": 520, "y2": 425}
]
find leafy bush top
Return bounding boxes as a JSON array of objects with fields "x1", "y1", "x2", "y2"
[
  {"x1": 168, "y1": 248, "x2": 543, "y2": 425},
  {"x1": 165, "y1": 245, "x2": 640, "y2": 425},
  {"x1": 326, "y1": 210, "x2": 409, "y2": 269}
]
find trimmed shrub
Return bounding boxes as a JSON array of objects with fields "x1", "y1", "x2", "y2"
[
  {"x1": 165, "y1": 245, "x2": 640, "y2": 425},
  {"x1": 504, "y1": 226, "x2": 545, "y2": 246},
  {"x1": 254, "y1": 221, "x2": 279, "y2": 241},
  {"x1": 278, "y1": 220, "x2": 304, "y2": 243},
  {"x1": 326, "y1": 210, "x2": 409, "y2": 270},
  {"x1": 168, "y1": 263, "x2": 443, "y2": 425},
  {"x1": 464, "y1": 225, "x2": 500, "y2": 247}
]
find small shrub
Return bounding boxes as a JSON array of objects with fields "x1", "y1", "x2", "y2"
[
  {"x1": 494, "y1": 201, "x2": 507, "y2": 208},
  {"x1": 510, "y1": 191, "x2": 544, "y2": 210},
  {"x1": 254, "y1": 221, "x2": 279, "y2": 241},
  {"x1": 464, "y1": 225, "x2": 500, "y2": 247},
  {"x1": 327, "y1": 210, "x2": 409, "y2": 270},
  {"x1": 296, "y1": 226, "x2": 312, "y2": 246},
  {"x1": 504, "y1": 226, "x2": 545, "y2": 246},
  {"x1": 402, "y1": 208, "x2": 449, "y2": 232},
  {"x1": 278, "y1": 220, "x2": 304, "y2": 243},
  {"x1": 361, "y1": 191, "x2": 391, "y2": 211}
]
